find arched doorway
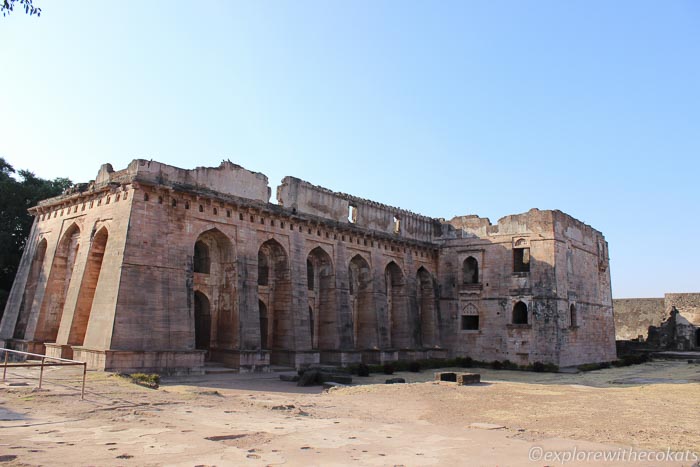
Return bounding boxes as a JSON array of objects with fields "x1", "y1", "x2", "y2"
[
  {"x1": 307, "y1": 247, "x2": 336, "y2": 350},
  {"x1": 258, "y1": 239, "x2": 292, "y2": 363},
  {"x1": 259, "y1": 300, "x2": 268, "y2": 350},
  {"x1": 192, "y1": 229, "x2": 236, "y2": 358},
  {"x1": 385, "y1": 262, "x2": 407, "y2": 349},
  {"x1": 194, "y1": 291, "x2": 211, "y2": 352},
  {"x1": 349, "y1": 254, "x2": 376, "y2": 349},
  {"x1": 416, "y1": 267, "x2": 437, "y2": 348}
]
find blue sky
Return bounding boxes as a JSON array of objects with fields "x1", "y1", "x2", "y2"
[{"x1": 1, "y1": 1, "x2": 698, "y2": 298}]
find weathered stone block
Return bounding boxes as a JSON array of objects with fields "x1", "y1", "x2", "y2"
[
  {"x1": 435, "y1": 372, "x2": 457, "y2": 382},
  {"x1": 385, "y1": 377, "x2": 406, "y2": 384},
  {"x1": 457, "y1": 373, "x2": 480, "y2": 385}
]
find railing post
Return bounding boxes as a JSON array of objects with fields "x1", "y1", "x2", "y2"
[
  {"x1": 38, "y1": 356, "x2": 45, "y2": 389},
  {"x1": 2, "y1": 350, "x2": 7, "y2": 382},
  {"x1": 81, "y1": 363, "x2": 86, "y2": 400},
  {"x1": 1, "y1": 348, "x2": 86, "y2": 399}
]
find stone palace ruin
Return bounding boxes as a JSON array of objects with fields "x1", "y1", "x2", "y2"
[{"x1": 0, "y1": 160, "x2": 616, "y2": 372}]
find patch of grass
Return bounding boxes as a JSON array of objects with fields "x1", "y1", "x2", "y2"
[
  {"x1": 119, "y1": 372, "x2": 160, "y2": 389},
  {"x1": 501, "y1": 360, "x2": 519, "y2": 370},
  {"x1": 577, "y1": 362, "x2": 612, "y2": 372}
]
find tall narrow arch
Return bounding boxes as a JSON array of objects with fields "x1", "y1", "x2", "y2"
[
  {"x1": 259, "y1": 300, "x2": 268, "y2": 350},
  {"x1": 569, "y1": 304, "x2": 577, "y2": 328},
  {"x1": 416, "y1": 267, "x2": 437, "y2": 348},
  {"x1": 349, "y1": 254, "x2": 376, "y2": 349},
  {"x1": 34, "y1": 223, "x2": 81, "y2": 343},
  {"x1": 192, "y1": 229, "x2": 237, "y2": 357},
  {"x1": 257, "y1": 250, "x2": 269, "y2": 286},
  {"x1": 68, "y1": 227, "x2": 109, "y2": 346},
  {"x1": 307, "y1": 247, "x2": 336, "y2": 351},
  {"x1": 193, "y1": 241, "x2": 210, "y2": 274},
  {"x1": 463, "y1": 256, "x2": 479, "y2": 284},
  {"x1": 513, "y1": 301, "x2": 528, "y2": 325},
  {"x1": 308, "y1": 306, "x2": 315, "y2": 349},
  {"x1": 258, "y1": 239, "x2": 292, "y2": 363},
  {"x1": 194, "y1": 291, "x2": 211, "y2": 351},
  {"x1": 14, "y1": 238, "x2": 48, "y2": 339},
  {"x1": 384, "y1": 261, "x2": 407, "y2": 349}
]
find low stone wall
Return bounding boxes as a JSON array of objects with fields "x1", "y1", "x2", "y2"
[{"x1": 613, "y1": 298, "x2": 664, "y2": 340}]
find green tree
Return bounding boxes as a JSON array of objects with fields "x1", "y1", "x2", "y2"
[
  {"x1": 0, "y1": 157, "x2": 70, "y2": 316},
  {"x1": 1, "y1": 0, "x2": 41, "y2": 17}
]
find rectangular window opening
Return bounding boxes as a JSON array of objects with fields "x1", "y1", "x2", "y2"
[
  {"x1": 348, "y1": 205, "x2": 357, "y2": 223},
  {"x1": 513, "y1": 248, "x2": 531, "y2": 273},
  {"x1": 461, "y1": 315, "x2": 479, "y2": 331}
]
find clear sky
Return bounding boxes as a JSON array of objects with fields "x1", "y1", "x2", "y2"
[{"x1": 1, "y1": 1, "x2": 698, "y2": 298}]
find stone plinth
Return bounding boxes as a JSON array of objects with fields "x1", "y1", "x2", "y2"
[
  {"x1": 209, "y1": 348, "x2": 270, "y2": 371},
  {"x1": 320, "y1": 350, "x2": 363, "y2": 366},
  {"x1": 44, "y1": 343, "x2": 73, "y2": 360},
  {"x1": 271, "y1": 350, "x2": 320, "y2": 369},
  {"x1": 398, "y1": 350, "x2": 427, "y2": 361},
  {"x1": 71, "y1": 347, "x2": 206, "y2": 374},
  {"x1": 379, "y1": 350, "x2": 399, "y2": 363}
]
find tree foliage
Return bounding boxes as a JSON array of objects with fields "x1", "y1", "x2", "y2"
[
  {"x1": 0, "y1": 157, "x2": 70, "y2": 315},
  {"x1": 1, "y1": 0, "x2": 41, "y2": 17}
]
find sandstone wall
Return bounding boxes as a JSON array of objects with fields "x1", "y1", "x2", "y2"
[
  {"x1": 2, "y1": 159, "x2": 616, "y2": 371},
  {"x1": 438, "y1": 209, "x2": 615, "y2": 367},
  {"x1": 0, "y1": 181, "x2": 132, "y2": 357},
  {"x1": 613, "y1": 298, "x2": 665, "y2": 340},
  {"x1": 96, "y1": 159, "x2": 270, "y2": 202},
  {"x1": 277, "y1": 177, "x2": 439, "y2": 242},
  {"x1": 112, "y1": 179, "x2": 438, "y2": 367},
  {"x1": 664, "y1": 293, "x2": 700, "y2": 325}
]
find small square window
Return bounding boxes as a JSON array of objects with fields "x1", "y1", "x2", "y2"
[{"x1": 461, "y1": 315, "x2": 479, "y2": 331}]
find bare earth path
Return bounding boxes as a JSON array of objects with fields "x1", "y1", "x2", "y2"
[{"x1": 1, "y1": 360, "x2": 699, "y2": 466}]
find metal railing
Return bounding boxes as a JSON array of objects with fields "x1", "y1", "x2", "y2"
[{"x1": 1, "y1": 348, "x2": 87, "y2": 400}]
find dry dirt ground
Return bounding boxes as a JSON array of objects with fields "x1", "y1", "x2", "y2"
[{"x1": 1, "y1": 360, "x2": 699, "y2": 466}]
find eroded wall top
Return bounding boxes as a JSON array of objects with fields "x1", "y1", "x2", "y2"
[
  {"x1": 447, "y1": 208, "x2": 556, "y2": 238},
  {"x1": 277, "y1": 176, "x2": 441, "y2": 242},
  {"x1": 97, "y1": 159, "x2": 271, "y2": 202},
  {"x1": 447, "y1": 208, "x2": 606, "y2": 243},
  {"x1": 32, "y1": 159, "x2": 609, "y2": 254}
]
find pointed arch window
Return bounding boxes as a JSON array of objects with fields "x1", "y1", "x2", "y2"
[{"x1": 513, "y1": 301, "x2": 528, "y2": 325}]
